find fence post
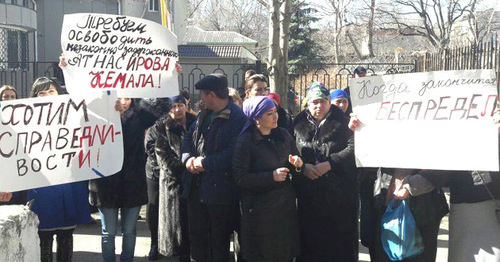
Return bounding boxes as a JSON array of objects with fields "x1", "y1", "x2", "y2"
[{"x1": 255, "y1": 60, "x2": 262, "y2": 74}]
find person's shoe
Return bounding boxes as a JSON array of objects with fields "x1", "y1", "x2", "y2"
[{"x1": 148, "y1": 246, "x2": 160, "y2": 261}]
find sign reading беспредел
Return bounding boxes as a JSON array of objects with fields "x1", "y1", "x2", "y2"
[{"x1": 350, "y1": 69, "x2": 499, "y2": 171}]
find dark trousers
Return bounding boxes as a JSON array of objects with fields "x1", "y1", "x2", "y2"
[
  {"x1": 405, "y1": 222, "x2": 441, "y2": 262},
  {"x1": 39, "y1": 228, "x2": 75, "y2": 262},
  {"x1": 146, "y1": 178, "x2": 160, "y2": 249},
  {"x1": 359, "y1": 169, "x2": 377, "y2": 248},
  {"x1": 187, "y1": 189, "x2": 237, "y2": 262}
]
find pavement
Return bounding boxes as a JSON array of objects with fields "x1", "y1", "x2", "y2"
[{"x1": 71, "y1": 206, "x2": 450, "y2": 262}]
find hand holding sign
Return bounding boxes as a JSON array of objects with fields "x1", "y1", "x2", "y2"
[{"x1": 0, "y1": 192, "x2": 13, "y2": 202}]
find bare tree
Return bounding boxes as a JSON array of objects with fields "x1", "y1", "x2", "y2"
[
  {"x1": 377, "y1": 0, "x2": 479, "y2": 50},
  {"x1": 318, "y1": 0, "x2": 352, "y2": 63},
  {"x1": 366, "y1": 0, "x2": 375, "y2": 57},
  {"x1": 464, "y1": 8, "x2": 500, "y2": 45},
  {"x1": 259, "y1": 0, "x2": 293, "y2": 108},
  {"x1": 190, "y1": 0, "x2": 269, "y2": 57}
]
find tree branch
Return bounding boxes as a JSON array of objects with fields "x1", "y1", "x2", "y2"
[{"x1": 257, "y1": 0, "x2": 270, "y2": 9}]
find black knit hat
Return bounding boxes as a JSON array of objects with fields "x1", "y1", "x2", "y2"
[{"x1": 195, "y1": 74, "x2": 228, "y2": 91}]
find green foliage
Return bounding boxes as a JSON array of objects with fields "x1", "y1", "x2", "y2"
[{"x1": 288, "y1": 0, "x2": 323, "y2": 73}]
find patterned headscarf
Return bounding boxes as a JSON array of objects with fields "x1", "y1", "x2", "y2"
[{"x1": 307, "y1": 82, "x2": 330, "y2": 103}]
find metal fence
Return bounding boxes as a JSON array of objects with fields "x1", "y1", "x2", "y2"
[
  {"x1": 0, "y1": 61, "x2": 63, "y2": 98},
  {"x1": 415, "y1": 39, "x2": 500, "y2": 73},
  {"x1": 0, "y1": 60, "x2": 416, "y2": 113},
  {"x1": 288, "y1": 62, "x2": 416, "y2": 108}
]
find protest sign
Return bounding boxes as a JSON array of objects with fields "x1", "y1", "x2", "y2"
[
  {"x1": 0, "y1": 92, "x2": 123, "y2": 192},
  {"x1": 350, "y1": 69, "x2": 499, "y2": 171},
  {"x1": 61, "y1": 13, "x2": 179, "y2": 98}
]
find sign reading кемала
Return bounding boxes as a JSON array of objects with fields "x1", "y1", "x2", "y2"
[
  {"x1": 350, "y1": 69, "x2": 498, "y2": 171},
  {"x1": 61, "y1": 13, "x2": 179, "y2": 98},
  {"x1": 0, "y1": 92, "x2": 124, "y2": 192}
]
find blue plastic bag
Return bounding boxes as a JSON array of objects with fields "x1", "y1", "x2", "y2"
[{"x1": 381, "y1": 199, "x2": 424, "y2": 261}]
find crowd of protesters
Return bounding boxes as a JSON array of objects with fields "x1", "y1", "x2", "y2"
[{"x1": 0, "y1": 64, "x2": 499, "y2": 262}]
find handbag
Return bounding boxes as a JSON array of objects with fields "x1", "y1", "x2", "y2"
[{"x1": 381, "y1": 199, "x2": 424, "y2": 261}]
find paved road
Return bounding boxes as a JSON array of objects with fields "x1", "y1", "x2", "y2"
[{"x1": 71, "y1": 206, "x2": 450, "y2": 262}]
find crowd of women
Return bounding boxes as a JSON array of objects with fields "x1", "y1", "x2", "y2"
[{"x1": 0, "y1": 65, "x2": 499, "y2": 262}]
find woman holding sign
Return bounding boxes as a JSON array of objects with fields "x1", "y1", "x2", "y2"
[
  {"x1": 89, "y1": 97, "x2": 160, "y2": 262},
  {"x1": 27, "y1": 77, "x2": 93, "y2": 262}
]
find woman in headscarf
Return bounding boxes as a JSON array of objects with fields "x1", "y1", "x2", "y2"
[
  {"x1": 232, "y1": 96, "x2": 302, "y2": 262},
  {"x1": 154, "y1": 95, "x2": 196, "y2": 262},
  {"x1": 293, "y1": 82, "x2": 358, "y2": 262},
  {"x1": 243, "y1": 74, "x2": 292, "y2": 132},
  {"x1": 330, "y1": 89, "x2": 350, "y2": 115}
]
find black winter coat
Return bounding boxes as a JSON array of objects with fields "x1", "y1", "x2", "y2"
[
  {"x1": 181, "y1": 101, "x2": 247, "y2": 205},
  {"x1": 293, "y1": 106, "x2": 358, "y2": 261},
  {"x1": 232, "y1": 125, "x2": 300, "y2": 262},
  {"x1": 89, "y1": 100, "x2": 158, "y2": 208},
  {"x1": 145, "y1": 120, "x2": 162, "y2": 182},
  {"x1": 155, "y1": 113, "x2": 196, "y2": 257},
  {"x1": 277, "y1": 105, "x2": 293, "y2": 134}
]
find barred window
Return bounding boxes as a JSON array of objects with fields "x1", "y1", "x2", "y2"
[
  {"x1": 0, "y1": 28, "x2": 29, "y2": 70},
  {"x1": 149, "y1": 0, "x2": 159, "y2": 12}
]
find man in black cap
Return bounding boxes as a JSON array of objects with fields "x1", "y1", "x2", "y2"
[{"x1": 181, "y1": 74, "x2": 247, "y2": 262}]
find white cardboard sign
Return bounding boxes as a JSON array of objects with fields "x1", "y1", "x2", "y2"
[
  {"x1": 0, "y1": 92, "x2": 124, "y2": 192},
  {"x1": 349, "y1": 69, "x2": 499, "y2": 171},
  {"x1": 61, "y1": 13, "x2": 179, "y2": 98}
]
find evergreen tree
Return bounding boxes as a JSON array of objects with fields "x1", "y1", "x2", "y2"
[{"x1": 288, "y1": 0, "x2": 323, "y2": 73}]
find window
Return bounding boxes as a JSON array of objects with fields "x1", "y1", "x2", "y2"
[
  {"x1": 0, "y1": 29, "x2": 29, "y2": 70},
  {"x1": 23, "y1": 0, "x2": 28, "y2": 7},
  {"x1": 149, "y1": 0, "x2": 159, "y2": 12}
]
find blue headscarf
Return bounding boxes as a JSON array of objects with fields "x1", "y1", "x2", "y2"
[
  {"x1": 330, "y1": 89, "x2": 348, "y2": 100},
  {"x1": 241, "y1": 96, "x2": 276, "y2": 134}
]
